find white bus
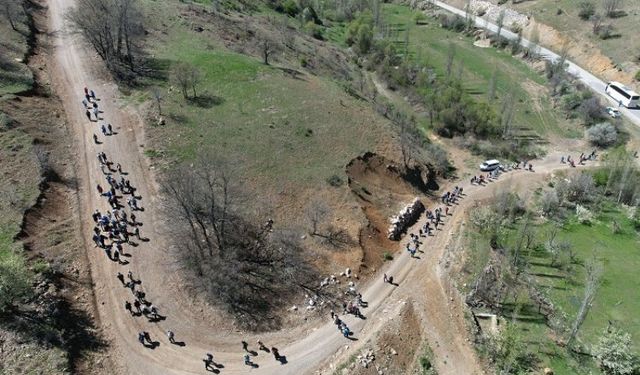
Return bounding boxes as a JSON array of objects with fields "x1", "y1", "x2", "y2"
[{"x1": 605, "y1": 81, "x2": 640, "y2": 108}]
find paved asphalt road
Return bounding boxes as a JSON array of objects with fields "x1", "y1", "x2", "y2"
[{"x1": 432, "y1": 1, "x2": 640, "y2": 127}]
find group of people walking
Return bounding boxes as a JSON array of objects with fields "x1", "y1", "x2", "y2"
[
  {"x1": 561, "y1": 150, "x2": 597, "y2": 167},
  {"x1": 84, "y1": 85, "x2": 288, "y2": 371}
]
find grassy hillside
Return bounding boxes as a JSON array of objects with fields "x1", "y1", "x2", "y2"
[
  {"x1": 380, "y1": 4, "x2": 577, "y2": 139},
  {"x1": 0, "y1": 4, "x2": 33, "y2": 96},
  {"x1": 133, "y1": 1, "x2": 396, "y2": 208},
  {"x1": 459, "y1": 197, "x2": 640, "y2": 374},
  {"x1": 508, "y1": 0, "x2": 640, "y2": 72}
]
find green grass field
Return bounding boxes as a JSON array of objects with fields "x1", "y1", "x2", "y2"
[
  {"x1": 380, "y1": 4, "x2": 579, "y2": 139},
  {"x1": 134, "y1": 1, "x2": 394, "y2": 196},
  {"x1": 461, "y1": 203, "x2": 640, "y2": 374}
]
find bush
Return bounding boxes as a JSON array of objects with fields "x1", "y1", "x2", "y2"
[
  {"x1": 383, "y1": 252, "x2": 393, "y2": 261},
  {"x1": 593, "y1": 326, "x2": 638, "y2": 375},
  {"x1": 414, "y1": 12, "x2": 427, "y2": 24},
  {"x1": 578, "y1": 1, "x2": 596, "y2": 20},
  {"x1": 282, "y1": 0, "x2": 299, "y2": 17},
  {"x1": 0, "y1": 112, "x2": 15, "y2": 130},
  {"x1": 345, "y1": 11, "x2": 374, "y2": 55},
  {"x1": 326, "y1": 174, "x2": 343, "y2": 187},
  {"x1": 304, "y1": 21, "x2": 324, "y2": 40},
  {"x1": 578, "y1": 96, "x2": 605, "y2": 125},
  {"x1": 587, "y1": 122, "x2": 618, "y2": 147},
  {"x1": 439, "y1": 13, "x2": 466, "y2": 32}
]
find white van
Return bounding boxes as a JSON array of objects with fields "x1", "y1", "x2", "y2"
[{"x1": 479, "y1": 159, "x2": 500, "y2": 171}]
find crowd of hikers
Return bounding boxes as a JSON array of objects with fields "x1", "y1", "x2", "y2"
[
  {"x1": 88, "y1": 85, "x2": 594, "y2": 371},
  {"x1": 85, "y1": 86, "x2": 287, "y2": 371}
]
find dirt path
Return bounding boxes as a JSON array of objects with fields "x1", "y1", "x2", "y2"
[{"x1": 47, "y1": 0, "x2": 581, "y2": 374}]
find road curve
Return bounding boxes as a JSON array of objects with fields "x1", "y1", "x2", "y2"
[
  {"x1": 431, "y1": 0, "x2": 640, "y2": 127},
  {"x1": 46, "y1": 0, "x2": 576, "y2": 374}
]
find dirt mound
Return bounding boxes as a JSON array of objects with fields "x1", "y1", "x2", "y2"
[{"x1": 346, "y1": 152, "x2": 437, "y2": 273}]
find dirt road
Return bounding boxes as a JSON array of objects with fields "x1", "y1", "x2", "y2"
[{"x1": 47, "y1": 0, "x2": 576, "y2": 373}]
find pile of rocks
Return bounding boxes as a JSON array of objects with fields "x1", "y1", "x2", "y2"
[
  {"x1": 357, "y1": 349, "x2": 376, "y2": 368},
  {"x1": 388, "y1": 198, "x2": 425, "y2": 240},
  {"x1": 471, "y1": 0, "x2": 530, "y2": 30}
]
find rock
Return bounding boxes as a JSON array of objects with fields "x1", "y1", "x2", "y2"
[
  {"x1": 544, "y1": 368, "x2": 554, "y2": 375},
  {"x1": 390, "y1": 348, "x2": 397, "y2": 355}
]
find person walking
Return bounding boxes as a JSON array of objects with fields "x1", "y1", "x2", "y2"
[
  {"x1": 203, "y1": 353, "x2": 214, "y2": 371},
  {"x1": 383, "y1": 273, "x2": 388, "y2": 283},
  {"x1": 101, "y1": 124, "x2": 107, "y2": 136},
  {"x1": 133, "y1": 300, "x2": 141, "y2": 314},
  {"x1": 241, "y1": 340, "x2": 249, "y2": 352},
  {"x1": 243, "y1": 354, "x2": 252, "y2": 366},
  {"x1": 167, "y1": 330, "x2": 175, "y2": 344},
  {"x1": 117, "y1": 272, "x2": 125, "y2": 285},
  {"x1": 85, "y1": 109, "x2": 92, "y2": 121},
  {"x1": 133, "y1": 227, "x2": 141, "y2": 240},
  {"x1": 272, "y1": 347, "x2": 281, "y2": 361},
  {"x1": 107, "y1": 123, "x2": 113, "y2": 135},
  {"x1": 138, "y1": 332, "x2": 146, "y2": 346},
  {"x1": 90, "y1": 89, "x2": 96, "y2": 100},
  {"x1": 125, "y1": 301, "x2": 133, "y2": 315},
  {"x1": 257, "y1": 340, "x2": 268, "y2": 352}
]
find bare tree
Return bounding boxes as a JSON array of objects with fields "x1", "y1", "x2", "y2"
[
  {"x1": 1, "y1": 0, "x2": 24, "y2": 32},
  {"x1": 445, "y1": 41, "x2": 456, "y2": 79},
  {"x1": 304, "y1": 200, "x2": 352, "y2": 249},
  {"x1": 261, "y1": 39, "x2": 275, "y2": 65},
  {"x1": 602, "y1": 0, "x2": 622, "y2": 17},
  {"x1": 487, "y1": 67, "x2": 498, "y2": 102},
  {"x1": 151, "y1": 87, "x2": 163, "y2": 115},
  {"x1": 591, "y1": 13, "x2": 604, "y2": 34},
  {"x1": 68, "y1": 0, "x2": 144, "y2": 75},
  {"x1": 163, "y1": 157, "x2": 325, "y2": 329},
  {"x1": 188, "y1": 66, "x2": 202, "y2": 98},
  {"x1": 500, "y1": 88, "x2": 516, "y2": 137},
  {"x1": 527, "y1": 23, "x2": 540, "y2": 57},
  {"x1": 566, "y1": 258, "x2": 602, "y2": 348},
  {"x1": 171, "y1": 63, "x2": 201, "y2": 99},
  {"x1": 496, "y1": 9, "x2": 506, "y2": 39},
  {"x1": 305, "y1": 200, "x2": 329, "y2": 236}
]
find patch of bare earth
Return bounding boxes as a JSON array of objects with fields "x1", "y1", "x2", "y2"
[
  {"x1": 336, "y1": 302, "x2": 428, "y2": 375},
  {"x1": 346, "y1": 153, "x2": 437, "y2": 273}
]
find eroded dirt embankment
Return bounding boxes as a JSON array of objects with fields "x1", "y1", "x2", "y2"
[{"x1": 346, "y1": 152, "x2": 438, "y2": 273}]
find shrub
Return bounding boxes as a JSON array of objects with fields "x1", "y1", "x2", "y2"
[
  {"x1": 0, "y1": 112, "x2": 15, "y2": 130},
  {"x1": 439, "y1": 13, "x2": 466, "y2": 32},
  {"x1": 282, "y1": 0, "x2": 299, "y2": 17},
  {"x1": 326, "y1": 174, "x2": 343, "y2": 187},
  {"x1": 578, "y1": 1, "x2": 596, "y2": 20},
  {"x1": 587, "y1": 122, "x2": 618, "y2": 147},
  {"x1": 383, "y1": 252, "x2": 393, "y2": 261},
  {"x1": 593, "y1": 326, "x2": 638, "y2": 375},
  {"x1": 578, "y1": 96, "x2": 605, "y2": 125},
  {"x1": 304, "y1": 21, "x2": 324, "y2": 40},
  {"x1": 414, "y1": 12, "x2": 427, "y2": 24},
  {"x1": 576, "y1": 204, "x2": 594, "y2": 224}
]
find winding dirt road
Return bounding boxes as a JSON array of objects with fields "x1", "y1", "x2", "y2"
[{"x1": 47, "y1": 0, "x2": 574, "y2": 373}]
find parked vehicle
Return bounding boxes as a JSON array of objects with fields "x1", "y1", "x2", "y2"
[
  {"x1": 605, "y1": 82, "x2": 639, "y2": 108},
  {"x1": 605, "y1": 106, "x2": 621, "y2": 118},
  {"x1": 479, "y1": 159, "x2": 500, "y2": 171}
]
